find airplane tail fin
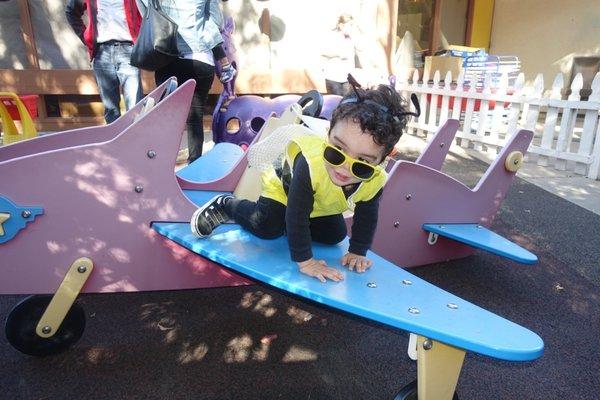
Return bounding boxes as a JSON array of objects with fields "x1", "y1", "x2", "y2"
[{"x1": 473, "y1": 129, "x2": 533, "y2": 219}]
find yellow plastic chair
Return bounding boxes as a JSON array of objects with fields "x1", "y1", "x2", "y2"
[{"x1": 0, "y1": 92, "x2": 38, "y2": 145}]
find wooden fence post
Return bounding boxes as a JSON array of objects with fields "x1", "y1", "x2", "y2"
[
  {"x1": 474, "y1": 74, "x2": 492, "y2": 152},
  {"x1": 506, "y1": 73, "x2": 525, "y2": 138},
  {"x1": 575, "y1": 73, "x2": 600, "y2": 175},
  {"x1": 488, "y1": 73, "x2": 508, "y2": 153},
  {"x1": 538, "y1": 73, "x2": 564, "y2": 167},
  {"x1": 461, "y1": 81, "x2": 478, "y2": 148},
  {"x1": 439, "y1": 71, "x2": 452, "y2": 126},
  {"x1": 555, "y1": 74, "x2": 582, "y2": 171}
]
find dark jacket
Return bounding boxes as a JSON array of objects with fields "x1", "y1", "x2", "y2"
[{"x1": 65, "y1": 0, "x2": 142, "y2": 59}]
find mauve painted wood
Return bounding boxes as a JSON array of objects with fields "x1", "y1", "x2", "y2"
[
  {"x1": 370, "y1": 129, "x2": 533, "y2": 268},
  {"x1": 0, "y1": 80, "x2": 172, "y2": 163},
  {"x1": 415, "y1": 119, "x2": 460, "y2": 171},
  {"x1": 0, "y1": 79, "x2": 249, "y2": 294}
]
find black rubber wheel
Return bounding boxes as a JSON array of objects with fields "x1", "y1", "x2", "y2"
[
  {"x1": 394, "y1": 379, "x2": 459, "y2": 400},
  {"x1": 297, "y1": 90, "x2": 324, "y2": 117},
  {"x1": 5, "y1": 294, "x2": 86, "y2": 357}
]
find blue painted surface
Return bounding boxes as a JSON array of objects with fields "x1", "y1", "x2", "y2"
[
  {"x1": 423, "y1": 223, "x2": 538, "y2": 264},
  {"x1": 0, "y1": 196, "x2": 43, "y2": 244},
  {"x1": 176, "y1": 142, "x2": 244, "y2": 182},
  {"x1": 153, "y1": 222, "x2": 544, "y2": 362},
  {"x1": 183, "y1": 190, "x2": 233, "y2": 207}
]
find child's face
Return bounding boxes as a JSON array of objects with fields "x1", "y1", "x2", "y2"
[{"x1": 325, "y1": 118, "x2": 385, "y2": 186}]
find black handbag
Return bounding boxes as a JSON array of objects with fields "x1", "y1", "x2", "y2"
[{"x1": 130, "y1": 0, "x2": 179, "y2": 71}]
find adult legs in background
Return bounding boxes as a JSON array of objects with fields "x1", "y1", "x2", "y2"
[
  {"x1": 115, "y1": 43, "x2": 143, "y2": 110},
  {"x1": 92, "y1": 44, "x2": 122, "y2": 124},
  {"x1": 155, "y1": 58, "x2": 215, "y2": 162}
]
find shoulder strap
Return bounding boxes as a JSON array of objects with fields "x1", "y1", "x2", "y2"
[{"x1": 204, "y1": 0, "x2": 211, "y2": 21}]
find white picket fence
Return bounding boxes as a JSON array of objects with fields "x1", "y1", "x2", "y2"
[{"x1": 396, "y1": 69, "x2": 600, "y2": 180}]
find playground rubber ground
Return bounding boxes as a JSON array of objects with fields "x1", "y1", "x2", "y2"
[{"x1": 1, "y1": 147, "x2": 598, "y2": 400}]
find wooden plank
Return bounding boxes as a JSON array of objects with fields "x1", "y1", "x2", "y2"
[
  {"x1": 17, "y1": 0, "x2": 39, "y2": 69},
  {"x1": 0, "y1": 68, "x2": 325, "y2": 96},
  {"x1": 33, "y1": 115, "x2": 213, "y2": 133},
  {"x1": 555, "y1": 74, "x2": 583, "y2": 170},
  {"x1": 538, "y1": 74, "x2": 563, "y2": 166},
  {"x1": 428, "y1": 0, "x2": 443, "y2": 54},
  {"x1": 575, "y1": 73, "x2": 600, "y2": 175}
]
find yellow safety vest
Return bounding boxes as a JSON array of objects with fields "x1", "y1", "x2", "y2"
[{"x1": 261, "y1": 135, "x2": 386, "y2": 218}]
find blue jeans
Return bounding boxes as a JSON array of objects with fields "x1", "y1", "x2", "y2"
[{"x1": 92, "y1": 41, "x2": 142, "y2": 124}]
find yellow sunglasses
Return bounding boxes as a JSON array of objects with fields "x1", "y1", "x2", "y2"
[{"x1": 322, "y1": 144, "x2": 382, "y2": 181}]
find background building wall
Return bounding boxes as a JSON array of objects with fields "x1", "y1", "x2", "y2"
[
  {"x1": 441, "y1": 0, "x2": 468, "y2": 46},
  {"x1": 1, "y1": 0, "x2": 394, "y2": 91},
  {"x1": 490, "y1": 0, "x2": 600, "y2": 85}
]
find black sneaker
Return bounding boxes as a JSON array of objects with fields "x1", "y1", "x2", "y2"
[{"x1": 190, "y1": 195, "x2": 232, "y2": 238}]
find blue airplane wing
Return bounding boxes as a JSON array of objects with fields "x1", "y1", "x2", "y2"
[
  {"x1": 423, "y1": 223, "x2": 538, "y2": 264},
  {"x1": 153, "y1": 222, "x2": 543, "y2": 362}
]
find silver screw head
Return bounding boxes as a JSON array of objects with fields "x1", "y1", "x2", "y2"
[
  {"x1": 134, "y1": 185, "x2": 143, "y2": 193},
  {"x1": 408, "y1": 307, "x2": 420, "y2": 314},
  {"x1": 77, "y1": 265, "x2": 87, "y2": 273},
  {"x1": 21, "y1": 210, "x2": 31, "y2": 218},
  {"x1": 405, "y1": 194, "x2": 412, "y2": 200},
  {"x1": 147, "y1": 150, "x2": 156, "y2": 158},
  {"x1": 423, "y1": 339, "x2": 433, "y2": 350},
  {"x1": 402, "y1": 279, "x2": 412, "y2": 285},
  {"x1": 367, "y1": 282, "x2": 377, "y2": 288},
  {"x1": 440, "y1": 142, "x2": 445, "y2": 148},
  {"x1": 447, "y1": 303, "x2": 459, "y2": 309},
  {"x1": 393, "y1": 221, "x2": 400, "y2": 228},
  {"x1": 42, "y1": 326, "x2": 52, "y2": 334}
]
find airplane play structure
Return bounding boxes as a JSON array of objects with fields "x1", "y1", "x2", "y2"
[{"x1": 0, "y1": 79, "x2": 542, "y2": 399}]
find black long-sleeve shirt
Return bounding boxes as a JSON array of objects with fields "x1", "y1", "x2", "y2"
[{"x1": 286, "y1": 154, "x2": 382, "y2": 262}]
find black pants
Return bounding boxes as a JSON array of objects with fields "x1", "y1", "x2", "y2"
[
  {"x1": 226, "y1": 196, "x2": 347, "y2": 244},
  {"x1": 155, "y1": 58, "x2": 215, "y2": 162}
]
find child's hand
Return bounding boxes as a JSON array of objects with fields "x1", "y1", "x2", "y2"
[
  {"x1": 297, "y1": 258, "x2": 344, "y2": 283},
  {"x1": 341, "y1": 253, "x2": 373, "y2": 273}
]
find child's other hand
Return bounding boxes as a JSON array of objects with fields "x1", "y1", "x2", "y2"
[
  {"x1": 298, "y1": 258, "x2": 344, "y2": 283},
  {"x1": 341, "y1": 253, "x2": 373, "y2": 273}
]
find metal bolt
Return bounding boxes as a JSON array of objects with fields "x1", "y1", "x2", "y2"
[
  {"x1": 477, "y1": 225, "x2": 482, "y2": 229},
  {"x1": 393, "y1": 221, "x2": 400, "y2": 228},
  {"x1": 21, "y1": 210, "x2": 31, "y2": 218},
  {"x1": 42, "y1": 326, "x2": 52, "y2": 335},
  {"x1": 447, "y1": 303, "x2": 459, "y2": 309},
  {"x1": 439, "y1": 225, "x2": 445, "y2": 229},
  {"x1": 77, "y1": 265, "x2": 87, "y2": 273},
  {"x1": 408, "y1": 307, "x2": 420, "y2": 314},
  {"x1": 440, "y1": 142, "x2": 445, "y2": 148},
  {"x1": 147, "y1": 150, "x2": 156, "y2": 158},
  {"x1": 134, "y1": 185, "x2": 143, "y2": 193},
  {"x1": 402, "y1": 279, "x2": 412, "y2": 285},
  {"x1": 367, "y1": 282, "x2": 377, "y2": 288},
  {"x1": 405, "y1": 194, "x2": 412, "y2": 200},
  {"x1": 423, "y1": 339, "x2": 433, "y2": 350},
  {"x1": 514, "y1": 159, "x2": 519, "y2": 165}
]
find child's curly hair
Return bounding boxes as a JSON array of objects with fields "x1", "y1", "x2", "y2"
[{"x1": 330, "y1": 83, "x2": 413, "y2": 158}]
